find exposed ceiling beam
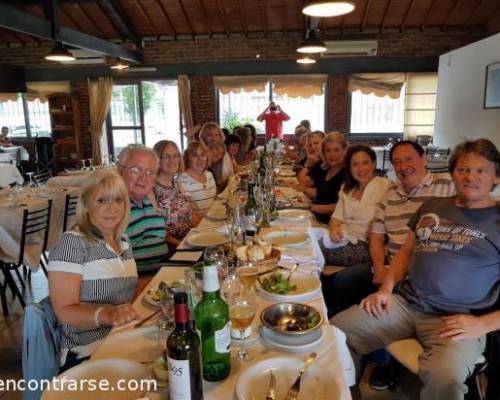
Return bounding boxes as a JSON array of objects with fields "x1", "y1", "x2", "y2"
[
  {"x1": 442, "y1": 0, "x2": 461, "y2": 30},
  {"x1": 380, "y1": 0, "x2": 393, "y2": 32},
  {"x1": 281, "y1": 4, "x2": 287, "y2": 35},
  {"x1": 98, "y1": 0, "x2": 141, "y2": 46},
  {"x1": 0, "y1": 2, "x2": 142, "y2": 62},
  {"x1": 72, "y1": 2, "x2": 105, "y2": 37},
  {"x1": 360, "y1": 0, "x2": 372, "y2": 32},
  {"x1": 214, "y1": 0, "x2": 229, "y2": 37},
  {"x1": 177, "y1": 0, "x2": 195, "y2": 36},
  {"x1": 400, "y1": 0, "x2": 416, "y2": 32},
  {"x1": 134, "y1": 0, "x2": 159, "y2": 37},
  {"x1": 194, "y1": 0, "x2": 211, "y2": 37},
  {"x1": 59, "y1": 4, "x2": 86, "y2": 32},
  {"x1": 2, "y1": 0, "x2": 94, "y2": 4},
  {"x1": 155, "y1": 0, "x2": 177, "y2": 37},
  {"x1": 260, "y1": 0, "x2": 268, "y2": 36},
  {"x1": 237, "y1": 0, "x2": 248, "y2": 36},
  {"x1": 421, "y1": 0, "x2": 437, "y2": 31},
  {"x1": 464, "y1": 0, "x2": 483, "y2": 27}
]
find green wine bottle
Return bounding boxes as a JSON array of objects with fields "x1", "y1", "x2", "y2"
[
  {"x1": 244, "y1": 182, "x2": 257, "y2": 239},
  {"x1": 167, "y1": 292, "x2": 204, "y2": 400},
  {"x1": 194, "y1": 265, "x2": 231, "y2": 381}
]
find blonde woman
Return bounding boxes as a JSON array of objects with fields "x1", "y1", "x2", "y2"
[
  {"x1": 48, "y1": 170, "x2": 139, "y2": 372},
  {"x1": 153, "y1": 140, "x2": 201, "y2": 247},
  {"x1": 295, "y1": 131, "x2": 347, "y2": 223},
  {"x1": 178, "y1": 141, "x2": 217, "y2": 215},
  {"x1": 199, "y1": 121, "x2": 234, "y2": 181}
]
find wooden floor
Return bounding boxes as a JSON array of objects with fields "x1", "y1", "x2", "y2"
[{"x1": 0, "y1": 270, "x2": 421, "y2": 400}]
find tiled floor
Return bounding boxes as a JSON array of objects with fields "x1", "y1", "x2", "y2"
[{"x1": 0, "y1": 269, "x2": 422, "y2": 400}]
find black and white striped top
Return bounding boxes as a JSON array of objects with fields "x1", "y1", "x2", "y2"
[
  {"x1": 178, "y1": 171, "x2": 217, "y2": 215},
  {"x1": 47, "y1": 231, "x2": 138, "y2": 361}
]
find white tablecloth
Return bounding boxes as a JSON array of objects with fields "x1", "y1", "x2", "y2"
[
  {"x1": 0, "y1": 145, "x2": 29, "y2": 162},
  {"x1": 0, "y1": 186, "x2": 79, "y2": 269},
  {"x1": 0, "y1": 164, "x2": 23, "y2": 187},
  {"x1": 46, "y1": 171, "x2": 91, "y2": 188}
]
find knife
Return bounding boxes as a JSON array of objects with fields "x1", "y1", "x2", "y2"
[{"x1": 265, "y1": 370, "x2": 276, "y2": 400}]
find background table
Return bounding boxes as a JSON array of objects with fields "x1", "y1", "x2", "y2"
[{"x1": 0, "y1": 164, "x2": 23, "y2": 187}]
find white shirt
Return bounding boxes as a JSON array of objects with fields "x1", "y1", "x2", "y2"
[
  {"x1": 222, "y1": 152, "x2": 234, "y2": 180},
  {"x1": 178, "y1": 171, "x2": 217, "y2": 215},
  {"x1": 332, "y1": 176, "x2": 392, "y2": 243}
]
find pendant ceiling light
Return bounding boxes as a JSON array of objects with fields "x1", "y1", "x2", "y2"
[
  {"x1": 297, "y1": 29, "x2": 327, "y2": 54},
  {"x1": 296, "y1": 54, "x2": 316, "y2": 64},
  {"x1": 45, "y1": 43, "x2": 75, "y2": 62},
  {"x1": 302, "y1": 1, "x2": 355, "y2": 17},
  {"x1": 110, "y1": 58, "x2": 130, "y2": 70}
]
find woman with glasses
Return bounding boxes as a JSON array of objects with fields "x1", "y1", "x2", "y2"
[
  {"x1": 178, "y1": 141, "x2": 217, "y2": 215},
  {"x1": 153, "y1": 140, "x2": 201, "y2": 247},
  {"x1": 48, "y1": 170, "x2": 139, "y2": 372}
]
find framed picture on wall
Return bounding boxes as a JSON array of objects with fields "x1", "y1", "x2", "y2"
[{"x1": 484, "y1": 61, "x2": 500, "y2": 108}]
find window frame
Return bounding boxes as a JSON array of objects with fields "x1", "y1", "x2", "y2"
[{"x1": 0, "y1": 93, "x2": 48, "y2": 139}]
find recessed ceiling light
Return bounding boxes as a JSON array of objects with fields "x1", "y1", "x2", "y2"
[
  {"x1": 297, "y1": 30, "x2": 327, "y2": 54},
  {"x1": 302, "y1": 1, "x2": 355, "y2": 17},
  {"x1": 45, "y1": 43, "x2": 75, "y2": 62},
  {"x1": 297, "y1": 55, "x2": 316, "y2": 64}
]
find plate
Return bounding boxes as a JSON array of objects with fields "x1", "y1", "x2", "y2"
[
  {"x1": 263, "y1": 230, "x2": 309, "y2": 247},
  {"x1": 91, "y1": 325, "x2": 159, "y2": 362},
  {"x1": 235, "y1": 355, "x2": 341, "y2": 400},
  {"x1": 278, "y1": 169, "x2": 296, "y2": 177},
  {"x1": 260, "y1": 325, "x2": 324, "y2": 350},
  {"x1": 42, "y1": 359, "x2": 149, "y2": 400},
  {"x1": 278, "y1": 209, "x2": 312, "y2": 221},
  {"x1": 187, "y1": 231, "x2": 230, "y2": 247},
  {"x1": 206, "y1": 207, "x2": 227, "y2": 220},
  {"x1": 257, "y1": 271, "x2": 321, "y2": 302}
]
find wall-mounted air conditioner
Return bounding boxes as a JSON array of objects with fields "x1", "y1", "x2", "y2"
[
  {"x1": 321, "y1": 40, "x2": 378, "y2": 57},
  {"x1": 61, "y1": 49, "x2": 106, "y2": 65}
]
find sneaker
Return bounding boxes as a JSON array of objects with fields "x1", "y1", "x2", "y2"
[{"x1": 368, "y1": 364, "x2": 397, "y2": 391}]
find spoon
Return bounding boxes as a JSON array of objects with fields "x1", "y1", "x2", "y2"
[{"x1": 286, "y1": 263, "x2": 299, "y2": 282}]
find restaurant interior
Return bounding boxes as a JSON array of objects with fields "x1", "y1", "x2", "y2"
[{"x1": 0, "y1": 1, "x2": 500, "y2": 400}]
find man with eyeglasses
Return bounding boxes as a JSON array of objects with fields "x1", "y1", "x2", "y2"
[{"x1": 117, "y1": 144, "x2": 169, "y2": 271}]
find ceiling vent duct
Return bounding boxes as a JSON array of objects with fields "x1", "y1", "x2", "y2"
[
  {"x1": 321, "y1": 40, "x2": 378, "y2": 57},
  {"x1": 60, "y1": 49, "x2": 106, "y2": 65}
]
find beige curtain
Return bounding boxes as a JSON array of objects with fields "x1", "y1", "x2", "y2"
[
  {"x1": 214, "y1": 76, "x2": 268, "y2": 94},
  {"x1": 271, "y1": 75, "x2": 327, "y2": 98},
  {"x1": 0, "y1": 93, "x2": 19, "y2": 102},
  {"x1": 87, "y1": 77, "x2": 113, "y2": 165},
  {"x1": 404, "y1": 73, "x2": 438, "y2": 139},
  {"x1": 178, "y1": 75, "x2": 194, "y2": 142},
  {"x1": 348, "y1": 73, "x2": 406, "y2": 99}
]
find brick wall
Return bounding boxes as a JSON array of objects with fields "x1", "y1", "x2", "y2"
[{"x1": 190, "y1": 76, "x2": 215, "y2": 127}]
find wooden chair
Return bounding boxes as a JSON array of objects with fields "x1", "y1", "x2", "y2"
[
  {"x1": 0, "y1": 200, "x2": 52, "y2": 316},
  {"x1": 33, "y1": 171, "x2": 52, "y2": 187},
  {"x1": 62, "y1": 194, "x2": 78, "y2": 233}
]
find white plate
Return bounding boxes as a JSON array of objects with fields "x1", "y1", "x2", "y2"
[
  {"x1": 92, "y1": 325, "x2": 160, "y2": 362},
  {"x1": 42, "y1": 359, "x2": 149, "y2": 400},
  {"x1": 278, "y1": 169, "x2": 295, "y2": 177},
  {"x1": 278, "y1": 209, "x2": 312, "y2": 221},
  {"x1": 206, "y1": 207, "x2": 227, "y2": 220},
  {"x1": 263, "y1": 230, "x2": 309, "y2": 247},
  {"x1": 235, "y1": 354, "x2": 341, "y2": 400},
  {"x1": 187, "y1": 231, "x2": 230, "y2": 247},
  {"x1": 257, "y1": 271, "x2": 321, "y2": 302}
]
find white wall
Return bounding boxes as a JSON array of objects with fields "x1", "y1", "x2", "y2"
[{"x1": 434, "y1": 33, "x2": 500, "y2": 149}]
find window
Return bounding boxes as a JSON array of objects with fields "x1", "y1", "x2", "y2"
[
  {"x1": 350, "y1": 86, "x2": 405, "y2": 134},
  {"x1": 217, "y1": 76, "x2": 326, "y2": 134},
  {"x1": 404, "y1": 73, "x2": 438, "y2": 138},
  {"x1": 0, "y1": 94, "x2": 51, "y2": 138},
  {"x1": 108, "y1": 80, "x2": 181, "y2": 156}
]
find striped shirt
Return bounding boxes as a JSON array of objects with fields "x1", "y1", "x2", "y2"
[
  {"x1": 127, "y1": 195, "x2": 169, "y2": 270},
  {"x1": 372, "y1": 172, "x2": 455, "y2": 256},
  {"x1": 178, "y1": 171, "x2": 217, "y2": 215},
  {"x1": 47, "y1": 231, "x2": 137, "y2": 362}
]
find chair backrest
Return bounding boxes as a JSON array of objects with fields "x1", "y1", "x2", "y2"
[
  {"x1": 427, "y1": 147, "x2": 451, "y2": 159},
  {"x1": 19, "y1": 200, "x2": 52, "y2": 265},
  {"x1": 33, "y1": 172, "x2": 52, "y2": 187},
  {"x1": 62, "y1": 194, "x2": 78, "y2": 233},
  {"x1": 22, "y1": 297, "x2": 60, "y2": 400},
  {"x1": 382, "y1": 149, "x2": 391, "y2": 171}
]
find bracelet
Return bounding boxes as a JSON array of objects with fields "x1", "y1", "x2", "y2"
[{"x1": 94, "y1": 307, "x2": 105, "y2": 328}]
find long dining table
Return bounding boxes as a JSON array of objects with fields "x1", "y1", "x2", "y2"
[{"x1": 91, "y1": 175, "x2": 355, "y2": 400}]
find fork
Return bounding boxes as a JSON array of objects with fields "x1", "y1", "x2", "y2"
[{"x1": 283, "y1": 352, "x2": 317, "y2": 400}]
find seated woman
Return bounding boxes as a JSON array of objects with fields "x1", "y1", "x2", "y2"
[
  {"x1": 320, "y1": 145, "x2": 392, "y2": 266},
  {"x1": 48, "y1": 170, "x2": 139, "y2": 372},
  {"x1": 295, "y1": 131, "x2": 346, "y2": 223},
  {"x1": 199, "y1": 121, "x2": 234, "y2": 182},
  {"x1": 0, "y1": 126, "x2": 12, "y2": 147},
  {"x1": 286, "y1": 125, "x2": 310, "y2": 162},
  {"x1": 236, "y1": 126, "x2": 257, "y2": 164},
  {"x1": 178, "y1": 141, "x2": 217, "y2": 215},
  {"x1": 208, "y1": 141, "x2": 229, "y2": 192},
  {"x1": 153, "y1": 140, "x2": 201, "y2": 247},
  {"x1": 225, "y1": 134, "x2": 241, "y2": 172}
]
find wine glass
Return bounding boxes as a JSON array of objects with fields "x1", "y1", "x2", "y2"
[
  {"x1": 237, "y1": 261, "x2": 259, "y2": 291},
  {"x1": 204, "y1": 246, "x2": 228, "y2": 280},
  {"x1": 229, "y1": 289, "x2": 256, "y2": 362},
  {"x1": 25, "y1": 172, "x2": 37, "y2": 193}
]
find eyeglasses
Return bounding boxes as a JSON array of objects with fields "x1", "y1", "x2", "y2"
[
  {"x1": 120, "y1": 164, "x2": 157, "y2": 178},
  {"x1": 94, "y1": 197, "x2": 125, "y2": 207},
  {"x1": 160, "y1": 153, "x2": 180, "y2": 160}
]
